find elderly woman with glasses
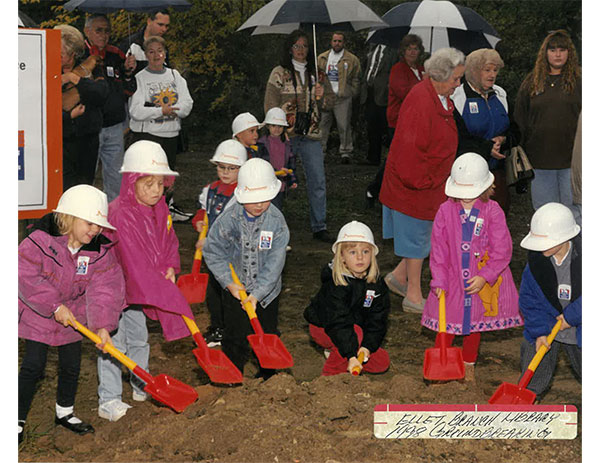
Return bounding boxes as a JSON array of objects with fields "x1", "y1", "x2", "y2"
[
  {"x1": 451, "y1": 48, "x2": 511, "y2": 213},
  {"x1": 379, "y1": 47, "x2": 465, "y2": 314},
  {"x1": 264, "y1": 29, "x2": 335, "y2": 243}
]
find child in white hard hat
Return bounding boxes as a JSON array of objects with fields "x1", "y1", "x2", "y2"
[
  {"x1": 518, "y1": 202, "x2": 581, "y2": 402},
  {"x1": 190, "y1": 139, "x2": 247, "y2": 347},
  {"x1": 258, "y1": 107, "x2": 298, "y2": 211},
  {"x1": 97, "y1": 140, "x2": 196, "y2": 422},
  {"x1": 421, "y1": 152, "x2": 522, "y2": 382},
  {"x1": 232, "y1": 112, "x2": 270, "y2": 161},
  {"x1": 18, "y1": 185, "x2": 126, "y2": 442},
  {"x1": 304, "y1": 221, "x2": 391, "y2": 376},
  {"x1": 203, "y1": 158, "x2": 290, "y2": 379}
]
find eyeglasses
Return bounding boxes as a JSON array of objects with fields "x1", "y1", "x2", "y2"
[
  {"x1": 93, "y1": 28, "x2": 111, "y2": 35},
  {"x1": 216, "y1": 164, "x2": 240, "y2": 172},
  {"x1": 292, "y1": 44, "x2": 308, "y2": 50}
]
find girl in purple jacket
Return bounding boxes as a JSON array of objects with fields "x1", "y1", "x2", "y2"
[
  {"x1": 421, "y1": 153, "x2": 522, "y2": 381},
  {"x1": 18, "y1": 185, "x2": 126, "y2": 442}
]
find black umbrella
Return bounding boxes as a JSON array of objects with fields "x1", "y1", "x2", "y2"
[
  {"x1": 18, "y1": 10, "x2": 38, "y2": 28},
  {"x1": 367, "y1": 0, "x2": 500, "y2": 54}
]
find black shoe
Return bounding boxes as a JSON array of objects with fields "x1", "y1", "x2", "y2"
[
  {"x1": 254, "y1": 368, "x2": 276, "y2": 380},
  {"x1": 341, "y1": 154, "x2": 351, "y2": 164},
  {"x1": 203, "y1": 327, "x2": 224, "y2": 348},
  {"x1": 54, "y1": 414, "x2": 95, "y2": 435},
  {"x1": 168, "y1": 199, "x2": 193, "y2": 222},
  {"x1": 313, "y1": 230, "x2": 334, "y2": 243},
  {"x1": 365, "y1": 190, "x2": 376, "y2": 209}
]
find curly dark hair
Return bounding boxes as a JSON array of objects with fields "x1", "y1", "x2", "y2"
[
  {"x1": 529, "y1": 29, "x2": 580, "y2": 96},
  {"x1": 280, "y1": 29, "x2": 315, "y2": 75},
  {"x1": 398, "y1": 34, "x2": 425, "y2": 63}
]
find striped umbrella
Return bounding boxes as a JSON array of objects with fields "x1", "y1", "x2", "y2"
[
  {"x1": 238, "y1": 0, "x2": 386, "y2": 73},
  {"x1": 366, "y1": 0, "x2": 500, "y2": 54}
]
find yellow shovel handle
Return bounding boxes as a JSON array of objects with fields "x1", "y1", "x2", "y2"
[
  {"x1": 229, "y1": 263, "x2": 257, "y2": 319},
  {"x1": 182, "y1": 315, "x2": 200, "y2": 335},
  {"x1": 274, "y1": 168, "x2": 293, "y2": 177},
  {"x1": 351, "y1": 351, "x2": 366, "y2": 375},
  {"x1": 439, "y1": 290, "x2": 446, "y2": 333},
  {"x1": 69, "y1": 319, "x2": 137, "y2": 372},
  {"x1": 527, "y1": 320, "x2": 562, "y2": 372},
  {"x1": 194, "y1": 215, "x2": 209, "y2": 261}
]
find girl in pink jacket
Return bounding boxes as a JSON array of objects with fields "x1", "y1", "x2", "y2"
[
  {"x1": 97, "y1": 140, "x2": 194, "y2": 422},
  {"x1": 18, "y1": 185, "x2": 126, "y2": 442},
  {"x1": 421, "y1": 153, "x2": 522, "y2": 381}
]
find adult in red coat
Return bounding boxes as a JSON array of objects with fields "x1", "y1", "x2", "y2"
[
  {"x1": 386, "y1": 34, "x2": 425, "y2": 131},
  {"x1": 379, "y1": 47, "x2": 465, "y2": 314}
]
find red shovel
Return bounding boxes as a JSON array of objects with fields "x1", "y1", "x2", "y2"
[
  {"x1": 423, "y1": 290, "x2": 465, "y2": 381},
  {"x1": 181, "y1": 315, "x2": 243, "y2": 384},
  {"x1": 488, "y1": 319, "x2": 562, "y2": 404},
  {"x1": 69, "y1": 319, "x2": 197, "y2": 413},
  {"x1": 229, "y1": 264, "x2": 294, "y2": 369},
  {"x1": 177, "y1": 215, "x2": 209, "y2": 304}
]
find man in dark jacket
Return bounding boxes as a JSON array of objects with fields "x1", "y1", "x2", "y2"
[
  {"x1": 84, "y1": 14, "x2": 136, "y2": 201},
  {"x1": 118, "y1": 9, "x2": 170, "y2": 75}
]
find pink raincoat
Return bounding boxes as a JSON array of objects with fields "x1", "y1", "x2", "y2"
[
  {"x1": 18, "y1": 214, "x2": 126, "y2": 346},
  {"x1": 106, "y1": 172, "x2": 193, "y2": 341},
  {"x1": 422, "y1": 198, "x2": 522, "y2": 334}
]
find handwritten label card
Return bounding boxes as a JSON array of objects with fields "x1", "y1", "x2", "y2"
[{"x1": 374, "y1": 404, "x2": 577, "y2": 440}]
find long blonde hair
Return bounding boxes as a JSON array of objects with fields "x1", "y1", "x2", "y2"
[
  {"x1": 54, "y1": 212, "x2": 75, "y2": 235},
  {"x1": 529, "y1": 29, "x2": 580, "y2": 96},
  {"x1": 332, "y1": 242, "x2": 379, "y2": 286}
]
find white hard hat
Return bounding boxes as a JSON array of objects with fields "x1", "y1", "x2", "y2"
[
  {"x1": 332, "y1": 221, "x2": 379, "y2": 255},
  {"x1": 119, "y1": 140, "x2": 179, "y2": 176},
  {"x1": 520, "y1": 203, "x2": 580, "y2": 251},
  {"x1": 263, "y1": 107, "x2": 289, "y2": 127},
  {"x1": 234, "y1": 158, "x2": 281, "y2": 204},
  {"x1": 210, "y1": 139, "x2": 247, "y2": 166},
  {"x1": 445, "y1": 152, "x2": 494, "y2": 199},
  {"x1": 231, "y1": 112, "x2": 262, "y2": 137},
  {"x1": 53, "y1": 184, "x2": 116, "y2": 230}
]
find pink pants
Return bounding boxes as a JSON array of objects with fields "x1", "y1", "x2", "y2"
[
  {"x1": 309, "y1": 324, "x2": 390, "y2": 376},
  {"x1": 434, "y1": 332, "x2": 481, "y2": 363}
]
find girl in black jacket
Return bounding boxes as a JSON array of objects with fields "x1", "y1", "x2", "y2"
[{"x1": 304, "y1": 221, "x2": 391, "y2": 376}]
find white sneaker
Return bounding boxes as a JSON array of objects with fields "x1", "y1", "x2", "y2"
[
  {"x1": 98, "y1": 399, "x2": 132, "y2": 422},
  {"x1": 132, "y1": 390, "x2": 148, "y2": 402}
]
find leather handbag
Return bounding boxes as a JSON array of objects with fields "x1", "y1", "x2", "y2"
[{"x1": 505, "y1": 144, "x2": 535, "y2": 187}]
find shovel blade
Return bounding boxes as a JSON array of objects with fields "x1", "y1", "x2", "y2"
[
  {"x1": 177, "y1": 273, "x2": 208, "y2": 304},
  {"x1": 248, "y1": 333, "x2": 294, "y2": 369},
  {"x1": 192, "y1": 347, "x2": 244, "y2": 384},
  {"x1": 423, "y1": 346, "x2": 465, "y2": 381},
  {"x1": 488, "y1": 382, "x2": 536, "y2": 405},
  {"x1": 143, "y1": 374, "x2": 198, "y2": 413}
]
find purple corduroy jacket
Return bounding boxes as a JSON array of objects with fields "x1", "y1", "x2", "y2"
[
  {"x1": 105, "y1": 172, "x2": 193, "y2": 341},
  {"x1": 18, "y1": 214, "x2": 126, "y2": 346},
  {"x1": 421, "y1": 198, "x2": 523, "y2": 334}
]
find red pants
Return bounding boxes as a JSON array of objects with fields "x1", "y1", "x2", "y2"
[
  {"x1": 435, "y1": 332, "x2": 481, "y2": 363},
  {"x1": 309, "y1": 324, "x2": 390, "y2": 376}
]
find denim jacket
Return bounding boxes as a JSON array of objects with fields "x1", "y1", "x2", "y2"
[{"x1": 203, "y1": 200, "x2": 289, "y2": 308}]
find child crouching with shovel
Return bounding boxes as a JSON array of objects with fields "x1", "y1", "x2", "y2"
[
  {"x1": 97, "y1": 140, "x2": 196, "y2": 421},
  {"x1": 18, "y1": 185, "x2": 126, "y2": 442},
  {"x1": 518, "y1": 203, "x2": 581, "y2": 401},
  {"x1": 203, "y1": 158, "x2": 290, "y2": 379},
  {"x1": 304, "y1": 221, "x2": 391, "y2": 376}
]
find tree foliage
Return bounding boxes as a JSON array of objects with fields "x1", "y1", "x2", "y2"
[{"x1": 19, "y1": 0, "x2": 581, "y2": 145}]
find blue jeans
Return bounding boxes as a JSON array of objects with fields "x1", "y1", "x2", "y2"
[
  {"x1": 531, "y1": 168, "x2": 580, "y2": 224},
  {"x1": 291, "y1": 136, "x2": 327, "y2": 232},
  {"x1": 97, "y1": 306, "x2": 149, "y2": 404},
  {"x1": 98, "y1": 121, "x2": 125, "y2": 203}
]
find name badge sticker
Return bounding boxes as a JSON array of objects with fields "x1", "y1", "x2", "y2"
[
  {"x1": 107, "y1": 66, "x2": 115, "y2": 77},
  {"x1": 364, "y1": 289, "x2": 376, "y2": 308},
  {"x1": 259, "y1": 231, "x2": 273, "y2": 250},
  {"x1": 469, "y1": 102, "x2": 479, "y2": 114},
  {"x1": 558, "y1": 284, "x2": 571, "y2": 301},
  {"x1": 474, "y1": 218, "x2": 484, "y2": 236},
  {"x1": 76, "y1": 256, "x2": 90, "y2": 275}
]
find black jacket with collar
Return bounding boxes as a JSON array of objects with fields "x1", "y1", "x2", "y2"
[{"x1": 304, "y1": 264, "x2": 390, "y2": 359}]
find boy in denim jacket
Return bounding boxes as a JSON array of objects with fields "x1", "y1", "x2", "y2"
[{"x1": 203, "y1": 158, "x2": 290, "y2": 379}]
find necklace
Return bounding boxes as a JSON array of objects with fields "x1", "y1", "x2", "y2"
[{"x1": 548, "y1": 74, "x2": 561, "y2": 88}]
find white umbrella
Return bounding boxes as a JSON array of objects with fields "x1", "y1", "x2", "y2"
[{"x1": 366, "y1": 0, "x2": 500, "y2": 54}]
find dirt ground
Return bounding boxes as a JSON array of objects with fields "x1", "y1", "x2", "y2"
[{"x1": 18, "y1": 142, "x2": 582, "y2": 462}]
